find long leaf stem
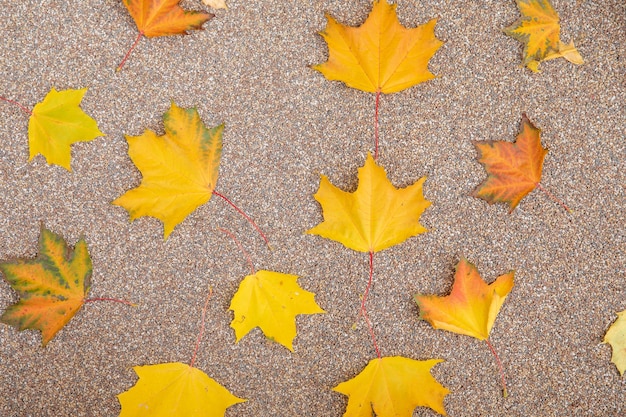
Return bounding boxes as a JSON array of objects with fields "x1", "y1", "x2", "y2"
[
  {"x1": 0, "y1": 96, "x2": 32, "y2": 115},
  {"x1": 536, "y1": 182, "x2": 571, "y2": 213},
  {"x1": 374, "y1": 90, "x2": 380, "y2": 160},
  {"x1": 359, "y1": 251, "x2": 381, "y2": 358},
  {"x1": 218, "y1": 227, "x2": 255, "y2": 275},
  {"x1": 485, "y1": 337, "x2": 508, "y2": 397},
  {"x1": 189, "y1": 287, "x2": 213, "y2": 368},
  {"x1": 117, "y1": 31, "x2": 144, "y2": 72},
  {"x1": 212, "y1": 190, "x2": 270, "y2": 248}
]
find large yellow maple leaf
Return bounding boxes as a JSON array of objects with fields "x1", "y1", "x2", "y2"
[
  {"x1": 28, "y1": 87, "x2": 104, "y2": 171},
  {"x1": 307, "y1": 153, "x2": 430, "y2": 253},
  {"x1": 118, "y1": 362, "x2": 245, "y2": 417},
  {"x1": 113, "y1": 102, "x2": 222, "y2": 239},
  {"x1": 473, "y1": 114, "x2": 548, "y2": 212},
  {"x1": 334, "y1": 356, "x2": 449, "y2": 417},
  {"x1": 505, "y1": 0, "x2": 583, "y2": 72},
  {"x1": 0, "y1": 226, "x2": 92, "y2": 346},
  {"x1": 229, "y1": 270, "x2": 325, "y2": 351},
  {"x1": 314, "y1": 0, "x2": 443, "y2": 94},
  {"x1": 604, "y1": 310, "x2": 626, "y2": 377}
]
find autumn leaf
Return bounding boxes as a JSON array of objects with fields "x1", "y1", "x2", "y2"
[
  {"x1": 118, "y1": 0, "x2": 213, "y2": 70},
  {"x1": 415, "y1": 258, "x2": 514, "y2": 395},
  {"x1": 118, "y1": 362, "x2": 245, "y2": 417},
  {"x1": 202, "y1": 0, "x2": 227, "y2": 9},
  {"x1": 505, "y1": 0, "x2": 583, "y2": 72},
  {"x1": 334, "y1": 356, "x2": 449, "y2": 417},
  {"x1": 0, "y1": 226, "x2": 92, "y2": 346},
  {"x1": 603, "y1": 310, "x2": 626, "y2": 377},
  {"x1": 113, "y1": 102, "x2": 222, "y2": 239},
  {"x1": 307, "y1": 152, "x2": 430, "y2": 253},
  {"x1": 229, "y1": 270, "x2": 325, "y2": 351},
  {"x1": 473, "y1": 114, "x2": 562, "y2": 212},
  {"x1": 10, "y1": 87, "x2": 104, "y2": 171},
  {"x1": 314, "y1": 0, "x2": 443, "y2": 94}
]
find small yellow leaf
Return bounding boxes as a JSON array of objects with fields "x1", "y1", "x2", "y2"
[
  {"x1": 415, "y1": 258, "x2": 514, "y2": 340},
  {"x1": 308, "y1": 152, "x2": 430, "y2": 253},
  {"x1": 334, "y1": 356, "x2": 449, "y2": 416},
  {"x1": 314, "y1": 0, "x2": 443, "y2": 93},
  {"x1": 229, "y1": 270, "x2": 325, "y2": 351},
  {"x1": 604, "y1": 310, "x2": 626, "y2": 377},
  {"x1": 0, "y1": 226, "x2": 91, "y2": 346},
  {"x1": 28, "y1": 87, "x2": 104, "y2": 171},
  {"x1": 118, "y1": 362, "x2": 245, "y2": 417},
  {"x1": 505, "y1": 0, "x2": 584, "y2": 72},
  {"x1": 202, "y1": 0, "x2": 227, "y2": 9},
  {"x1": 113, "y1": 102, "x2": 222, "y2": 239}
]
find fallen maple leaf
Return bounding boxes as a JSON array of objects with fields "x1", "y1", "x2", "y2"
[
  {"x1": 314, "y1": 0, "x2": 443, "y2": 94},
  {"x1": 334, "y1": 356, "x2": 449, "y2": 416},
  {"x1": 505, "y1": 0, "x2": 584, "y2": 72},
  {"x1": 202, "y1": 0, "x2": 227, "y2": 9},
  {"x1": 415, "y1": 258, "x2": 514, "y2": 396},
  {"x1": 0, "y1": 87, "x2": 104, "y2": 171},
  {"x1": 307, "y1": 152, "x2": 430, "y2": 253},
  {"x1": 118, "y1": 0, "x2": 213, "y2": 70},
  {"x1": 473, "y1": 114, "x2": 569, "y2": 213},
  {"x1": 118, "y1": 362, "x2": 246, "y2": 417},
  {"x1": 0, "y1": 226, "x2": 91, "y2": 346},
  {"x1": 229, "y1": 270, "x2": 325, "y2": 351},
  {"x1": 604, "y1": 310, "x2": 626, "y2": 377},
  {"x1": 113, "y1": 102, "x2": 223, "y2": 239}
]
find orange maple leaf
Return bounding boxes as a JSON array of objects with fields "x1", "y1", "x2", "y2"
[
  {"x1": 473, "y1": 114, "x2": 569, "y2": 213},
  {"x1": 118, "y1": 0, "x2": 213, "y2": 70}
]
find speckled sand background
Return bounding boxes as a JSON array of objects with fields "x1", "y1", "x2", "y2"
[{"x1": 0, "y1": 0, "x2": 624, "y2": 416}]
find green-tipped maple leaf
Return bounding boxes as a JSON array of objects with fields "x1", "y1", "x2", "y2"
[
  {"x1": 118, "y1": 362, "x2": 246, "y2": 417},
  {"x1": 334, "y1": 356, "x2": 449, "y2": 416},
  {"x1": 229, "y1": 270, "x2": 325, "y2": 351},
  {"x1": 113, "y1": 102, "x2": 223, "y2": 239},
  {"x1": 314, "y1": 0, "x2": 443, "y2": 94},
  {"x1": 0, "y1": 226, "x2": 92, "y2": 346},
  {"x1": 27, "y1": 87, "x2": 104, "y2": 171},
  {"x1": 307, "y1": 152, "x2": 430, "y2": 253},
  {"x1": 505, "y1": 0, "x2": 583, "y2": 72},
  {"x1": 118, "y1": 0, "x2": 213, "y2": 69},
  {"x1": 604, "y1": 310, "x2": 626, "y2": 377},
  {"x1": 473, "y1": 114, "x2": 549, "y2": 212}
]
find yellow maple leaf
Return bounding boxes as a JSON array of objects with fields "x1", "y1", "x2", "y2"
[
  {"x1": 414, "y1": 258, "x2": 514, "y2": 341},
  {"x1": 505, "y1": 0, "x2": 583, "y2": 72},
  {"x1": 28, "y1": 87, "x2": 104, "y2": 171},
  {"x1": 202, "y1": 0, "x2": 227, "y2": 9},
  {"x1": 334, "y1": 356, "x2": 449, "y2": 417},
  {"x1": 0, "y1": 226, "x2": 91, "y2": 346},
  {"x1": 314, "y1": 0, "x2": 444, "y2": 94},
  {"x1": 229, "y1": 270, "x2": 325, "y2": 351},
  {"x1": 307, "y1": 153, "x2": 430, "y2": 253},
  {"x1": 117, "y1": 362, "x2": 245, "y2": 417},
  {"x1": 113, "y1": 102, "x2": 222, "y2": 239},
  {"x1": 603, "y1": 310, "x2": 626, "y2": 377}
]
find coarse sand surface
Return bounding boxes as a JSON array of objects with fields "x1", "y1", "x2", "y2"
[{"x1": 0, "y1": 0, "x2": 624, "y2": 416}]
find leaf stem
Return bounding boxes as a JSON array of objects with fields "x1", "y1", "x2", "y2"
[
  {"x1": 218, "y1": 227, "x2": 255, "y2": 275},
  {"x1": 190, "y1": 287, "x2": 213, "y2": 368},
  {"x1": 84, "y1": 297, "x2": 136, "y2": 306},
  {"x1": 0, "y1": 96, "x2": 32, "y2": 115},
  {"x1": 359, "y1": 251, "x2": 381, "y2": 358},
  {"x1": 212, "y1": 190, "x2": 271, "y2": 248},
  {"x1": 117, "y1": 31, "x2": 144, "y2": 72},
  {"x1": 485, "y1": 337, "x2": 508, "y2": 397},
  {"x1": 374, "y1": 90, "x2": 381, "y2": 160},
  {"x1": 536, "y1": 182, "x2": 571, "y2": 213}
]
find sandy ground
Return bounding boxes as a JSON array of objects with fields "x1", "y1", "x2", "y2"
[{"x1": 0, "y1": 0, "x2": 624, "y2": 416}]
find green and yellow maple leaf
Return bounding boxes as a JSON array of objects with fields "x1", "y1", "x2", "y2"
[
  {"x1": 0, "y1": 226, "x2": 92, "y2": 346},
  {"x1": 113, "y1": 102, "x2": 223, "y2": 239},
  {"x1": 505, "y1": 0, "x2": 583, "y2": 72},
  {"x1": 28, "y1": 87, "x2": 104, "y2": 171},
  {"x1": 118, "y1": 362, "x2": 245, "y2": 417},
  {"x1": 604, "y1": 310, "x2": 626, "y2": 377},
  {"x1": 314, "y1": 0, "x2": 443, "y2": 93},
  {"x1": 334, "y1": 356, "x2": 449, "y2": 417},
  {"x1": 473, "y1": 114, "x2": 548, "y2": 212},
  {"x1": 307, "y1": 152, "x2": 430, "y2": 253},
  {"x1": 229, "y1": 270, "x2": 325, "y2": 351}
]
